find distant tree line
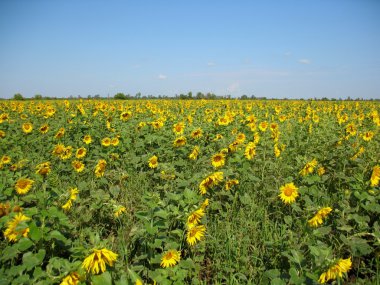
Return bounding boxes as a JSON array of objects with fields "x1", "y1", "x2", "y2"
[{"x1": 5, "y1": 93, "x2": 379, "y2": 101}]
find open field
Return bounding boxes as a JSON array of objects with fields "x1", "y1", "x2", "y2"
[{"x1": 0, "y1": 99, "x2": 379, "y2": 285}]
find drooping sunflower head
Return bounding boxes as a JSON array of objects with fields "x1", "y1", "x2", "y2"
[{"x1": 173, "y1": 136, "x2": 186, "y2": 147}]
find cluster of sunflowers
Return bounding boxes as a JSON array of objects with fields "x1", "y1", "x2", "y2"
[{"x1": 0, "y1": 99, "x2": 379, "y2": 284}]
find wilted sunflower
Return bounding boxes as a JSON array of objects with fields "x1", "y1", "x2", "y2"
[
  {"x1": 199, "y1": 172, "x2": 223, "y2": 195},
  {"x1": 318, "y1": 257, "x2": 352, "y2": 284},
  {"x1": 189, "y1": 146, "x2": 200, "y2": 160},
  {"x1": 60, "y1": 272, "x2": 80, "y2": 285},
  {"x1": 55, "y1": 127, "x2": 65, "y2": 139},
  {"x1": 173, "y1": 136, "x2": 186, "y2": 147},
  {"x1": 211, "y1": 153, "x2": 225, "y2": 168},
  {"x1": 95, "y1": 159, "x2": 107, "y2": 177},
  {"x1": 148, "y1": 155, "x2": 158, "y2": 169},
  {"x1": 4, "y1": 212, "x2": 30, "y2": 242},
  {"x1": 187, "y1": 224, "x2": 206, "y2": 246},
  {"x1": 72, "y1": 160, "x2": 85, "y2": 172},
  {"x1": 279, "y1": 182, "x2": 299, "y2": 204},
  {"x1": 187, "y1": 208, "x2": 205, "y2": 228},
  {"x1": 82, "y1": 248, "x2": 118, "y2": 275},
  {"x1": 160, "y1": 250, "x2": 181, "y2": 268},
  {"x1": 308, "y1": 207, "x2": 333, "y2": 227},
  {"x1": 83, "y1": 135, "x2": 92, "y2": 144},
  {"x1": 225, "y1": 179, "x2": 239, "y2": 191},
  {"x1": 15, "y1": 178, "x2": 34, "y2": 195},
  {"x1": 35, "y1": 162, "x2": 51, "y2": 176},
  {"x1": 39, "y1": 124, "x2": 49, "y2": 134},
  {"x1": 22, "y1": 122, "x2": 33, "y2": 134},
  {"x1": 299, "y1": 159, "x2": 318, "y2": 176},
  {"x1": 76, "y1": 147, "x2": 87, "y2": 159}
]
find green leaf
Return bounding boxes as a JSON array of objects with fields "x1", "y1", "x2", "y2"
[
  {"x1": 29, "y1": 222, "x2": 43, "y2": 242},
  {"x1": 16, "y1": 238, "x2": 34, "y2": 251},
  {"x1": 0, "y1": 246, "x2": 19, "y2": 262},
  {"x1": 92, "y1": 271, "x2": 112, "y2": 285}
]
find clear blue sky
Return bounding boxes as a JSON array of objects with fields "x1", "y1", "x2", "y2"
[{"x1": 0, "y1": 0, "x2": 379, "y2": 99}]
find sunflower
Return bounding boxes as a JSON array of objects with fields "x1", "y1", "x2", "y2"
[
  {"x1": 15, "y1": 178, "x2": 34, "y2": 195},
  {"x1": 62, "y1": 199, "x2": 73, "y2": 211},
  {"x1": 362, "y1": 131, "x2": 374, "y2": 141},
  {"x1": 39, "y1": 124, "x2": 49, "y2": 134},
  {"x1": 95, "y1": 159, "x2": 107, "y2": 177},
  {"x1": 191, "y1": 128, "x2": 203, "y2": 139},
  {"x1": 278, "y1": 182, "x2": 299, "y2": 204},
  {"x1": 318, "y1": 257, "x2": 352, "y2": 284},
  {"x1": 36, "y1": 161, "x2": 51, "y2": 176},
  {"x1": 244, "y1": 142, "x2": 256, "y2": 160},
  {"x1": 173, "y1": 122, "x2": 185, "y2": 135},
  {"x1": 370, "y1": 165, "x2": 380, "y2": 187},
  {"x1": 211, "y1": 153, "x2": 225, "y2": 168},
  {"x1": 189, "y1": 146, "x2": 200, "y2": 160},
  {"x1": 82, "y1": 248, "x2": 118, "y2": 275},
  {"x1": 259, "y1": 121, "x2": 268, "y2": 132},
  {"x1": 72, "y1": 160, "x2": 85, "y2": 172},
  {"x1": 213, "y1": 134, "x2": 223, "y2": 141},
  {"x1": 148, "y1": 155, "x2": 158, "y2": 169},
  {"x1": 120, "y1": 111, "x2": 132, "y2": 121},
  {"x1": 4, "y1": 212, "x2": 31, "y2": 242},
  {"x1": 199, "y1": 172, "x2": 223, "y2": 195},
  {"x1": 55, "y1": 127, "x2": 65, "y2": 139},
  {"x1": 60, "y1": 272, "x2": 80, "y2": 285},
  {"x1": 345, "y1": 123, "x2": 356, "y2": 136},
  {"x1": 187, "y1": 208, "x2": 205, "y2": 228},
  {"x1": 187, "y1": 224, "x2": 206, "y2": 246},
  {"x1": 160, "y1": 250, "x2": 181, "y2": 268},
  {"x1": 236, "y1": 133, "x2": 246, "y2": 144},
  {"x1": 60, "y1": 146, "x2": 73, "y2": 160},
  {"x1": 317, "y1": 166, "x2": 326, "y2": 176},
  {"x1": 111, "y1": 137, "x2": 119, "y2": 146},
  {"x1": 22, "y1": 122, "x2": 33, "y2": 133},
  {"x1": 173, "y1": 136, "x2": 186, "y2": 147},
  {"x1": 225, "y1": 179, "x2": 239, "y2": 191},
  {"x1": 114, "y1": 206, "x2": 126, "y2": 218},
  {"x1": 101, "y1": 137, "x2": 111, "y2": 147},
  {"x1": 52, "y1": 144, "x2": 65, "y2": 156},
  {"x1": 83, "y1": 135, "x2": 92, "y2": 144},
  {"x1": 76, "y1": 147, "x2": 87, "y2": 159},
  {"x1": 299, "y1": 159, "x2": 318, "y2": 176},
  {"x1": 1, "y1": 155, "x2": 11, "y2": 164},
  {"x1": 200, "y1": 198, "x2": 209, "y2": 210},
  {"x1": 0, "y1": 130, "x2": 5, "y2": 138},
  {"x1": 308, "y1": 207, "x2": 333, "y2": 227}
]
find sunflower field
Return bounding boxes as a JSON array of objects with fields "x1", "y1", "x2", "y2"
[{"x1": 0, "y1": 99, "x2": 379, "y2": 285}]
